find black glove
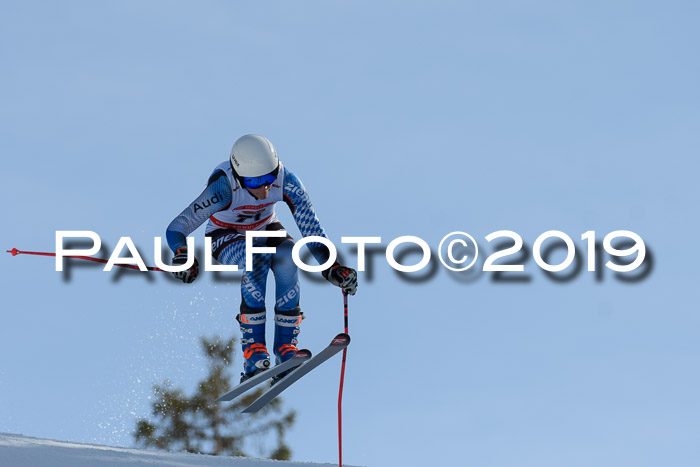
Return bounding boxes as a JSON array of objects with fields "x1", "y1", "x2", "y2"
[
  {"x1": 322, "y1": 262, "x2": 358, "y2": 295},
  {"x1": 171, "y1": 248, "x2": 199, "y2": 284}
]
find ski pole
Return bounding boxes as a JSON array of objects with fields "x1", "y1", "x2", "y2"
[
  {"x1": 6, "y1": 248, "x2": 164, "y2": 272},
  {"x1": 338, "y1": 291, "x2": 349, "y2": 467}
]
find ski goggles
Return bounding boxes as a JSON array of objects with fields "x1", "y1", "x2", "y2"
[{"x1": 242, "y1": 166, "x2": 279, "y2": 189}]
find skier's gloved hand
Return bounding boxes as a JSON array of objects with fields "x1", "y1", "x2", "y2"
[
  {"x1": 171, "y1": 248, "x2": 199, "y2": 284},
  {"x1": 322, "y1": 262, "x2": 358, "y2": 295}
]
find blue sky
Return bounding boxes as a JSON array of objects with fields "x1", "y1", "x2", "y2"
[{"x1": 1, "y1": 1, "x2": 699, "y2": 466}]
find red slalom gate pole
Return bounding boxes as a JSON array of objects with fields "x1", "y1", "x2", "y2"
[
  {"x1": 338, "y1": 291, "x2": 349, "y2": 467},
  {"x1": 6, "y1": 248, "x2": 164, "y2": 272}
]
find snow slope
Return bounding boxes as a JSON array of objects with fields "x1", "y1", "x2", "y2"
[{"x1": 0, "y1": 433, "x2": 357, "y2": 467}]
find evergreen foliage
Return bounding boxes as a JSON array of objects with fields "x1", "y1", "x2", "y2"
[{"x1": 134, "y1": 335, "x2": 295, "y2": 459}]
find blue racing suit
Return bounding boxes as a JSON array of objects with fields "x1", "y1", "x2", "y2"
[{"x1": 166, "y1": 161, "x2": 331, "y2": 315}]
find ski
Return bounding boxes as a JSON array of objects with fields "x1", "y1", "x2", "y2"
[
  {"x1": 242, "y1": 333, "x2": 350, "y2": 413},
  {"x1": 216, "y1": 349, "x2": 312, "y2": 402}
]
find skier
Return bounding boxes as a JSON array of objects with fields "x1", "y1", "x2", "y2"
[{"x1": 165, "y1": 134, "x2": 357, "y2": 381}]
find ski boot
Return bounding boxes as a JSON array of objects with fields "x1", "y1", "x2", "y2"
[
  {"x1": 271, "y1": 308, "x2": 303, "y2": 385},
  {"x1": 237, "y1": 310, "x2": 271, "y2": 382}
]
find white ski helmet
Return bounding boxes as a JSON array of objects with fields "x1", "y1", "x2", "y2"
[{"x1": 229, "y1": 134, "x2": 279, "y2": 178}]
